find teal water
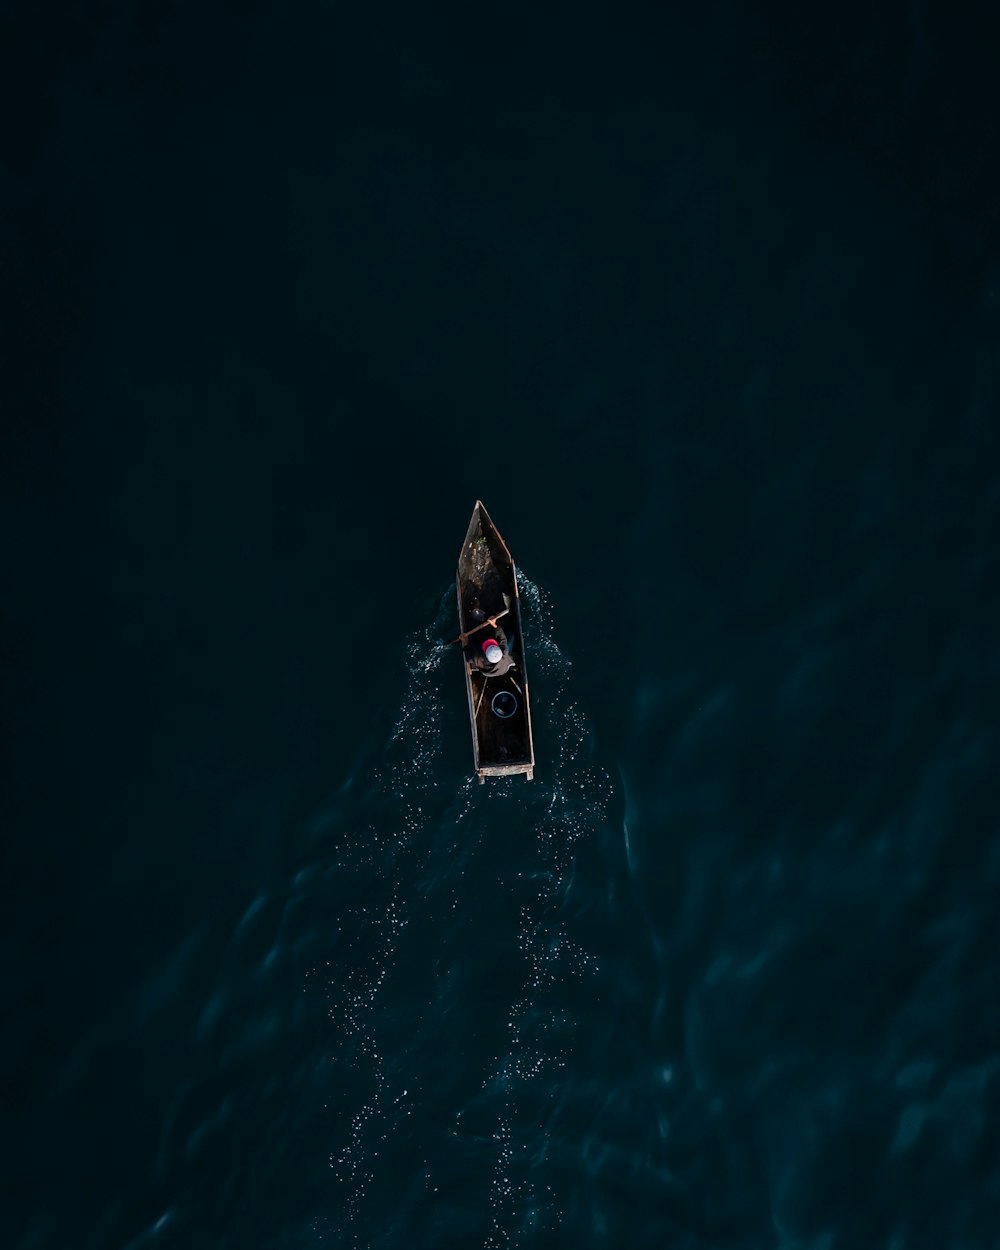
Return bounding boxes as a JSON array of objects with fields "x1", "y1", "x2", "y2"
[{"x1": 4, "y1": 3, "x2": 1000, "y2": 1247}]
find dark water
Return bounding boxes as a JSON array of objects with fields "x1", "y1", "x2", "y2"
[{"x1": 5, "y1": 3, "x2": 1000, "y2": 1247}]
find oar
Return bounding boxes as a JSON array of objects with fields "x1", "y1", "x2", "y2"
[{"x1": 447, "y1": 598, "x2": 511, "y2": 647}]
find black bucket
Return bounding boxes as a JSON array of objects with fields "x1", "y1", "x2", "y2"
[{"x1": 491, "y1": 690, "x2": 518, "y2": 719}]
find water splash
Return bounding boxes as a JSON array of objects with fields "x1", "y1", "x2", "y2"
[
  {"x1": 315, "y1": 576, "x2": 617, "y2": 1248},
  {"x1": 476, "y1": 572, "x2": 612, "y2": 1245},
  {"x1": 322, "y1": 589, "x2": 455, "y2": 1242}
]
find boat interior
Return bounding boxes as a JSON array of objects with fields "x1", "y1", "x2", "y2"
[{"x1": 457, "y1": 505, "x2": 533, "y2": 776}]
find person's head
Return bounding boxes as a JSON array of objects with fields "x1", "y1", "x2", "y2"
[{"x1": 482, "y1": 639, "x2": 503, "y2": 664}]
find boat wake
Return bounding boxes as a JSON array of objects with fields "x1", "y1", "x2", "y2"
[
  {"x1": 318, "y1": 589, "x2": 457, "y2": 1242},
  {"x1": 454, "y1": 572, "x2": 615, "y2": 1246},
  {"x1": 315, "y1": 577, "x2": 616, "y2": 1247}
]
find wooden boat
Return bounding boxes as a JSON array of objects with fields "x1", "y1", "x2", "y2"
[{"x1": 456, "y1": 501, "x2": 535, "y2": 782}]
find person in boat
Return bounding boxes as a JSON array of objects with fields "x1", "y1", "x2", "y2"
[{"x1": 470, "y1": 626, "x2": 517, "y2": 678}]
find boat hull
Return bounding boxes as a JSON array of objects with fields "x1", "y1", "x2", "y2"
[{"x1": 456, "y1": 502, "x2": 535, "y2": 782}]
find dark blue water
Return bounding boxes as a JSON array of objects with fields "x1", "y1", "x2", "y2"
[{"x1": 5, "y1": 3, "x2": 1000, "y2": 1247}]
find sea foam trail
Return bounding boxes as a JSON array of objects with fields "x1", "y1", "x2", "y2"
[
  {"x1": 466, "y1": 573, "x2": 614, "y2": 1247},
  {"x1": 318, "y1": 587, "x2": 456, "y2": 1245},
  {"x1": 313, "y1": 577, "x2": 618, "y2": 1248}
]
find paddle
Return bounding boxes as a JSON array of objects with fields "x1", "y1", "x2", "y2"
[{"x1": 447, "y1": 600, "x2": 511, "y2": 647}]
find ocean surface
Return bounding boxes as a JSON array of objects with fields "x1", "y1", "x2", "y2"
[{"x1": 4, "y1": 3, "x2": 1000, "y2": 1247}]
